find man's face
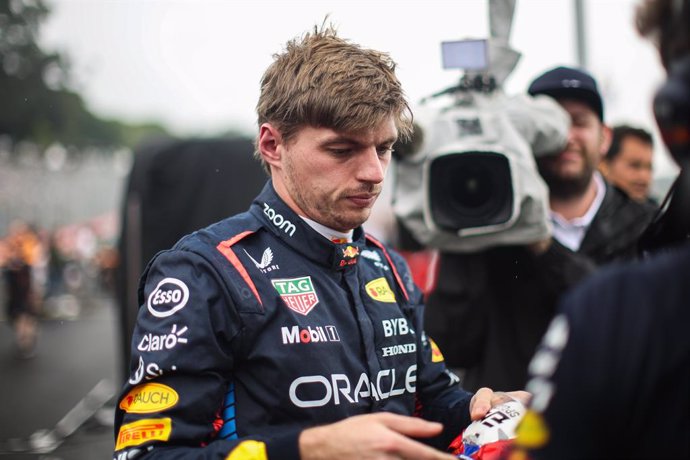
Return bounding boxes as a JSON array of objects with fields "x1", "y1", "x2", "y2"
[
  {"x1": 603, "y1": 136, "x2": 654, "y2": 202},
  {"x1": 537, "y1": 99, "x2": 611, "y2": 199},
  {"x1": 266, "y1": 118, "x2": 397, "y2": 232}
]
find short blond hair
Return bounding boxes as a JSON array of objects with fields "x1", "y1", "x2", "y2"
[{"x1": 254, "y1": 24, "x2": 413, "y2": 169}]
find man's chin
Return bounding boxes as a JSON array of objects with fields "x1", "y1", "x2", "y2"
[{"x1": 334, "y1": 210, "x2": 371, "y2": 232}]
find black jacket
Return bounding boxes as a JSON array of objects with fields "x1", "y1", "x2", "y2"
[
  {"x1": 522, "y1": 244, "x2": 690, "y2": 459},
  {"x1": 424, "y1": 184, "x2": 656, "y2": 392},
  {"x1": 425, "y1": 241, "x2": 594, "y2": 392},
  {"x1": 577, "y1": 184, "x2": 656, "y2": 265}
]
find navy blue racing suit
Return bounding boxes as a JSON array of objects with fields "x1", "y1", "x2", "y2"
[{"x1": 113, "y1": 181, "x2": 473, "y2": 459}]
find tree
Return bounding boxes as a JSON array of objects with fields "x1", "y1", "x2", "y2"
[{"x1": 0, "y1": 0, "x2": 167, "y2": 150}]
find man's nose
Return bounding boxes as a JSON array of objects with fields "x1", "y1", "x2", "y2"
[{"x1": 357, "y1": 148, "x2": 386, "y2": 183}]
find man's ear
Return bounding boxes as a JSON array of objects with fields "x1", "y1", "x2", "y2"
[
  {"x1": 599, "y1": 124, "x2": 613, "y2": 156},
  {"x1": 258, "y1": 123, "x2": 283, "y2": 169}
]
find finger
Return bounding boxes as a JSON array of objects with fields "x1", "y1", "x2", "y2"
[
  {"x1": 506, "y1": 390, "x2": 531, "y2": 406},
  {"x1": 490, "y1": 391, "x2": 514, "y2": 405},
  {"x1": 470, "y1": 387, "x2": 494, "y2": 420},
  {"x1": 374, "y1": 413, "x2": 445, "y2": 438}
]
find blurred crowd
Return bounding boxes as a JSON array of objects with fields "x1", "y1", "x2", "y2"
[{"x1": 0, "y1": 216, "x2": 118, "y2": 358}]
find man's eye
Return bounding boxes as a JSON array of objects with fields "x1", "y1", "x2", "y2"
[
  {"x1": 329, "y1": 148, "x2": 352, "y2": 156},
  {"x1": 377, "y1": 147, "x2": 394, "y2": 156}
]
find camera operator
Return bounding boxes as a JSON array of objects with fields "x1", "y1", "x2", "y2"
[
  {"x1": 422, "y1": 64, "x2": 658, "y2": 393},
  {"x1": 515, "y1": 1, "x2": 690, "y2": 457}
]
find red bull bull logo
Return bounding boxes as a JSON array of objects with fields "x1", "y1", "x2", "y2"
[{"x1": 342, "y1": 246, "x2": 360, "y2": 258}]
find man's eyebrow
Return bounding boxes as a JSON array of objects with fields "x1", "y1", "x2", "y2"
[{"x1": 320, "y1": 135, "x2": 398, "y2": 147}]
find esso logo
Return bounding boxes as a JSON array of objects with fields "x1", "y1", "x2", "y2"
[{"x1": 147, "y1": 278, "x2": 190, "y2": 318}]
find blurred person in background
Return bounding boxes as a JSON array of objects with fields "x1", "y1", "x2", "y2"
[
  {"x1": 527, "y1": 66, "x2": 657, "y2": 264},
  {"x1": 514, "y1": 0, "x2": 690, "y2": 458},
  {"x1": 1, "y1": 220, "x2": 41, "y2": 358},
  {"x1": 599, "y1": 124, "x2": 656, "y2": 203}
]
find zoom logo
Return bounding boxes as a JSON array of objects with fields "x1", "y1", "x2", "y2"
[{"x1": 147, "y1": 278, "x2": 190, "y2": 318}]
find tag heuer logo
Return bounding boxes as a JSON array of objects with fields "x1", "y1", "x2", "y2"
[{"x1": 271, "y1": 276, "x2": 319, "y2": 315}]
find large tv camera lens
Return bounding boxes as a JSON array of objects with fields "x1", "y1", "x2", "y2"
[{"x1": 428, "y1": 152, "x2": 513, "y2": 232}]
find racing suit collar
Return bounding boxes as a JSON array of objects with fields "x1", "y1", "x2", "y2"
[{"x1": 250, "y1": 181, "x2": 364, "y2": 271}]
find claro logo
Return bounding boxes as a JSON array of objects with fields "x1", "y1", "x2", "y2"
[
  {"x1": 137, "y1": 324, "x2": 188, "y2": 352},
  {"x1": 147, "y1": 278, "x2": 189, "y2": 318},
  {"x1": 289, "y1": 365, "x2": 417, "y2": 408},
  {"x1": 263, "y1": 203, "x2": 296, "y2": 236}
]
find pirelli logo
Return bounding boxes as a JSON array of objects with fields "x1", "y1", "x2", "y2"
[{"x1": 115, "y1": 417, "x2": 171, "y2": 450}]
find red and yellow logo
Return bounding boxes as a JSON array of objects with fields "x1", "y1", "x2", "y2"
[
  {"x1": 119, "y1": 383, "x2": 179, "y2": 414},
  {"x1": 365, "y1": 277, "x2": 396, "y2": 303},
  {"x1": 342, "y1": 245, "x2": 359, "y2": 258},
  {"x1": 429, "y1": 338, "x2": 445, "y2": 363},
  {"x1": 115, "y1": 417, "x2": 171, "y2": 450}
]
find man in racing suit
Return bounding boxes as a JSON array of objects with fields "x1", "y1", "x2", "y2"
[{"x1": 113, "y1": 25, "x2": 526, "y2": 460}]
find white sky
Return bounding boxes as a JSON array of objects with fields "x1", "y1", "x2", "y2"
[{"x1": 40, "y1": 0, "x2": 676, "y2": 176}]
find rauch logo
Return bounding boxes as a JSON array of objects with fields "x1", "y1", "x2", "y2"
[
  {"x1": 271, "y1": 276, "x2": 319, "y2": 315},
  {"x1": 119, "y1": 382, "x2": 179, "y2": 414}
]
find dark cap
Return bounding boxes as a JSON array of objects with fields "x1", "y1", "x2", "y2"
[{"x1": 528, "y1": 66, "x2": 604, "y2": 121}]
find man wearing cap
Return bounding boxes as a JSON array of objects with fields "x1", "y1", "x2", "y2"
[{"x1": 527, "y1": 66, "x2": 656, "y2": 265}]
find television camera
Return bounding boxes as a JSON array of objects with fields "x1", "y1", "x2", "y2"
[{"x1": 392, "y1": 37, "x2": 570, "y2": 252}]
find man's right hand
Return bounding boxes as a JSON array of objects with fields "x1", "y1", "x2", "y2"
[{"x1": 298, "y1": 412, "x2": 457, "y2": 460}]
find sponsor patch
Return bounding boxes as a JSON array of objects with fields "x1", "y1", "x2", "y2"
[
  {"x1": 263, "y1": 203, "x2": 296, "y2": 236},
  {"x1": 137, "y1": 324, "x2": 188, "y2": 352},
  {"x1": 429, "y1": 338, "x2": 445, "y2": 363},
  {"x1": 147, "y1": 278, "x2": 189, "y2": 318},
  {"x1": 271, "y1": 276, "x2": 319, "y2": 316},
  {"x1": 244, "y1": 247, "x2": 280, "y2": 273},
  {"x1": 342, "y1": 245, "x2": 359, "y2": 259},
  {"x1": 281, "y1": 325, "x2": 340, "y2": 344},
  {"x1": 382, "y1": 318, "x2": 411, "y2": 337},
  {"x1": 361, "y1": 249, "x2": 381, "y2": 262},
  {"x1": 120, "y1": 383, "x2": 179, "y2": 414},
  {"x1": 366, "y1": 278, "x2": 396, "y2": 303},
  {"x1": 115, "y1": 417, "x2": 171, "y2": 451},
  {"x1": 289, "y1": 365, "x2": 417, "y2": 408},
  {"x1": 361, "y1": 249, "x2": 389, "y2": 271},
  {"x1": 129, "y1": 356, "x2": 176, "y2": 385},
  {"x1": 381, "y1": 342, "x2": 416, "y2": 357}
]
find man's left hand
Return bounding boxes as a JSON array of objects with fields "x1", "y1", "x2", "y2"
[{"x1": 469, "y1": 388, "x2": 531, "y2": 421}]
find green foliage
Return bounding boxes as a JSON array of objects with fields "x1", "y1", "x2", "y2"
[{"x1": 0, "y1": 0, "x2": 169, "y2": 151}]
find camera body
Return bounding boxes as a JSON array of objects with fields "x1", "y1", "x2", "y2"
[{"x1": 393, "y1": 39, "x2": 569, "y2": 252}]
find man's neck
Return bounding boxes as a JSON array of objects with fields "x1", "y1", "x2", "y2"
[{"x1": 550, "y1": 177, "x2": 599, "y2": 221}]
